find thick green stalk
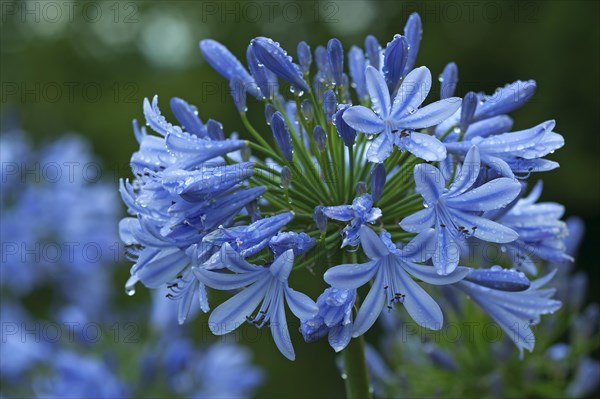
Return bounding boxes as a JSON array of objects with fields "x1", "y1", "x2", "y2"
[{"x1": 341, "y1": 335, "x2": 372, "y2": 399}]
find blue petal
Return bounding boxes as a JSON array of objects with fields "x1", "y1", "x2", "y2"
[
  {"x1": 322, "y1": 205, "x2": 354, "y2": 222},
  {"x1": 360, "y1": 225, "x2": 390, "y2": 259},
  {"x1": 439, "y1": 62, "x2": 458, "y2": 99},
  {"x1": 270, "y1": 287, "x2": 296, "y2": 360},
  {"x1": 382, "y1": 35, "x2": 408, "y2": 92},
  {"x1": 397, "y1": 266, "x2": 443, "y2": 329},
  {"x1": 398, "y1": 131, "x2": 447, "y2": 162},
  {"x1": 334, "y1": 106, "x2": 358, "y2": 147},
  {"x1": 199, "y1": 39, "x2": 260, "y2": 98},
  {"x1": 366, "y1": 131, "x2": 394, "y2": 163},
  {"x1": 271, "y1": 112, "x2": 294, "y2": 161},
  {"x1": 519, "y1": 131, "x2": 564, "y2": 159},
  {"x1": 328, "y1": 324, "x2": 353, "y2": 352},
  {"x1": 413, "y1": 163, "x2": 445, "y2": 204},
  {"x1": 327, "y1": 38, "x2": 344, "y2": 86},
  {"x1": 166, "y1": 133, "x2": 246, "y2": 157},
  {"x1": 391, "y1": 66, "x2": 431, "y2": 119},
  {"x1": 364, "y1": 35, "x2": 381, "y2": 70},
  {"x1": 285, "y1": 286, "x2": 318, "y2": 320},
  {"x1": 324, "y1": 260, "x2": 379, "y2": 289},
  {"x1": 450, "y1": 210, "x2": 519, "y2": 243},
  {"x1": 445, "y1": 177, "x2": 521, "y2": 211},
  {"x1": 399, "y1": 208, "x2": 435, "y2": 233},
  {"x1": 170, "y1": 97, "x2": 206, "y2": 137},
  {"x1": 365, "y1": 66, "x2": 391, "y2": 118},
  {"x1": 446, "y1": 146, "x2": 480, "y2": 197},
  {"x1": 220, "y1": 243, "x2": 264, "y2": 273},
  {"x1": 403, "y1": 12, "x2": 422, "y2": 74},
  {"x1": 474, "y1": 80, "x2": 536, "y2": 120},
  {"x1": 297, "y1": 41, "x2": 312, "y2": 74},
  {"x1": 323, "y1": 90, "x2": 338, "y2": 123},
  {"x1": 193, "y1": 268, "x2": 264, "y2": 290},
  {"x1": 480, "y1": 153, "x2": 515, "y2": 178},
  {"x1": 342, "y1": 105, "x2": 384, "y2": 134},
  {"x1": 143, "y1": 96, "x2": 178, "y2": 136},
  {"x1": 432, "y1": 224, "x2": 461, "y2": 275},
  {"x1": 402, "y1": 261, "x2": 471, "y2": 285},
  {"x1": 348, "y1": 46, "x2": 368, "y2": 101},
  {"x1": 137, "y1": 249, "x2": 189, "y2": 288},
  {"x1": 465, "y1": 268, "x2": 530, "y2": 292},
  {"x1": 208, "y1": 277, "x2": 270, "y2": 335},
  {"x1": 250, "y1": 37, "x2": 309, "y2": 92},
  {"x1": 478, "y1": 121, "x2": 552, "y2": 154},
  {"x1": 370, "y1": 163, "x2": 386, "y2": 202},
  {"x1": 459, "y1": 92, "x2": 478, "y2": 132},
  {"x1": 464, "y1": 115, "x2": 513, "y2": 140},
  {"x1": 269, "y1": 250, "x2": 294, "y2": 282},
  {"x1": 246, "y1": 46, "x2": 277, "y2": 100},
  {"x1": 352, "y1": 268, "x2": 386, "y2": 337},
  {"x1": 396, "y1": 97, "x2": 462, "y2": 129},
  {"x1": 398, "y1": 228, "x2": 436, "y2": 262},
  {"x1": 206, "y1": 119, "x2": 225, "y2": 140}
]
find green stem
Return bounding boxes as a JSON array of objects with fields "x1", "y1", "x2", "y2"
[{"x1": 341, "y1": 335, "x2": 372, "y2": 399}]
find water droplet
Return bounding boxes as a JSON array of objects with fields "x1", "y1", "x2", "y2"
[{"x1": 126, "y1": 286, "x2": 136, "y2": 296}]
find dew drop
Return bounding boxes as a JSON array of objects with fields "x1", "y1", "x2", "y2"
[{"x1": 126, "y1": 286, "x2": 136, "y2": 296}]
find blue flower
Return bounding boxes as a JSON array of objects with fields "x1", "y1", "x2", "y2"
[
  {"x1": 322, "y1": 194, "x2": 382, "y2": 247},
  {"x1": 34, "y1": 351, "x2": 130, "y2": 399},
  {"x1": 194, "y1": 244, "x2": 318, "y2": 360},
  {"x1": 454, "y1": 268, "x2": 561, "y2": 356},
  {"x1": 191, "y1": 342, "x2": 265, "y2": 398},
  {"x1": 400, "y1": 146, "x2": 521, "y2": 275},
  {"x1": 300, "y1": 287, "x2": 356, "y2": 352},
  {"x1": 490, "y1": 181, "x2": 571, "y2": 274},
  {"x1": 342, "y1": 66, "x2": 460, "y2": 162},
  {"x1": 325, "y1": 226, "x2": 471, "y2": 336},
  {"x1": 157, "y1": 337, "x2": 264, "y2": 398}
]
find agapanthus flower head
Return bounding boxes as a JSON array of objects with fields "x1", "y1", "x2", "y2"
[{"x1": 119, "y1": 12, "x2": 570, "y2": 363}]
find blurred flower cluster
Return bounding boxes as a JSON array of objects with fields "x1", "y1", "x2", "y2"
[{"x1": 0, "y1": 127, "x2": 263, "y2": 398}]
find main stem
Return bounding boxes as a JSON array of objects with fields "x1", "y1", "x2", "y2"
[{"x1": 341, "y1": 335, "x2": 372, "y2": 399}]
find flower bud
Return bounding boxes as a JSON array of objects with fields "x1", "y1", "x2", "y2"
[
  {"x1": 297, "y1": 41, "x2": 312, "y2": 74},
  {"x1": 251, "y1": 37, "x2": 309, "y2": 93},
  {"x1": 323, "y1": 90, "x2": 337, "y2": 123},
  {"x1": 370, "y1": 163, "x2": 386, "y2": 202},
  {"x1": 314, "y1": 205, "x2": 327, "y2": 234},
  {"x1": 313, "y1": 125, "x2": 327, "y2": 152},
  {"x1": 270, "y1": 112, "x2": 293, "y2": 161},
  {"x1": 327, "y1": 38, "x2": 344, "y2": 86}
]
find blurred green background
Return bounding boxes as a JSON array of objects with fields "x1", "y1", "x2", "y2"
[{"x1": 1, "y1": 0, "x2": 598, "y2": 397}]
